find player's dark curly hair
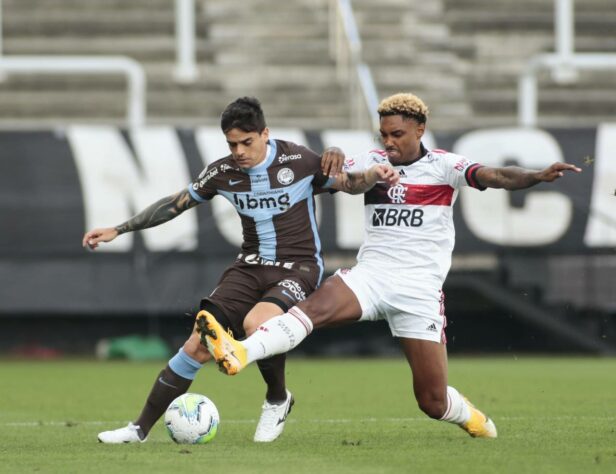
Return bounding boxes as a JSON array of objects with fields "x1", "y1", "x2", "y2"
[{"x1": 220, "y1": 97, "x2": 267, "y2": 134}]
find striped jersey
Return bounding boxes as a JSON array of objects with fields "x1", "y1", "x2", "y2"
[
  {"x1": 188, "y1": 139, "x2": 334, "y2": 281},
  {"x1": 344, "y1": 144, "x2": 485, "y2": 288}
]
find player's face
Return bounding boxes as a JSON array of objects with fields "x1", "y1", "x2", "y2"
[
  {"x1": 225, "y1": 127, "x2": 270, "y2": 169},
  {"x1": 379, "y1": 115, "x2": 425, "y2": 165}
]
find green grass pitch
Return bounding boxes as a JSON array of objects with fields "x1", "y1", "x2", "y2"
[{"x1": 0, "y1": 357, "x2": 615, "y2": 474}]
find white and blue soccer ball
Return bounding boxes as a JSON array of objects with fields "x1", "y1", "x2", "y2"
[{"x1": 164, "y1": 393, "x2": 220, "y2": 444}]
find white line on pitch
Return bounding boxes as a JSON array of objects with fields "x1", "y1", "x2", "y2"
[{"x1": 2, "y1": 415, "x2": 614, "y2": 427}]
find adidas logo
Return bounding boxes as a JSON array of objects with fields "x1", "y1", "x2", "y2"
[{"x1": 426, "y1": 323, "x2": 437, "y2": 332}]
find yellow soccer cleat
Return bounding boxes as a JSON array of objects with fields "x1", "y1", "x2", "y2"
[
  {"x1": 195, "y1": 310, "x2": 247, "y2": 375},
  {"x1": 460, "y1": 398, "x2": 498, "y2": 438}
]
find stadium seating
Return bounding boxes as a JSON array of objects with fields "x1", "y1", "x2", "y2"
[
  {"x1": 0, "y1": 0, "x2": 348, "y2": 128},
  {"x1": 441, "y1": 0, "x2": 616, "y2": 128},
  {"x1": 0, "y1": 0, "x2": 614, "y2": 129}
]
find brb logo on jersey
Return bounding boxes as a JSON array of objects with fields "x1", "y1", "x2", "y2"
[
  {"x1": 372, "y1": 208, "x2": 424, "y2": 227},
  {"x1": 387, "y1": 184, "x2": 407, "y2": 204},
  {"x1": 234, "y1": 192, "x2": 291, "y2": 211}
]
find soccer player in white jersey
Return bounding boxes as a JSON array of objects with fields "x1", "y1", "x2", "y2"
[{"x1": 199, "y1": 92, "x2": 581, "y2": 438}]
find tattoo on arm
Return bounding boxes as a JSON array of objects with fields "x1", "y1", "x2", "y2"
[
  {"x1": 479, "y1": 166, "x2": 539, "y2": 191},
  {"x1": 336, "y1": 172, "x2": 373, "y2": 194},
  {"x1": 115, "y1": 190, "x2": 198, "y2": 235}
]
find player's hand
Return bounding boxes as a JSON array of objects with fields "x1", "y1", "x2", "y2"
[
  {"x1": 321, "y1": 147, "x2": 345, "y2": 178},
  {"x1": 536, "y1": 162, "x2": 582, "y2": 182},
  {"x1": 371, "y1": 164, "x2": 400, "y2": 186},
  {"x1": 82, "y1": 227, "x2": 119, "y2": 250}
]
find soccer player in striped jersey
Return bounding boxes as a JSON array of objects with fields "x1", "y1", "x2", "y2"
[
  {"x1": 83, "y1": 97, "x2": 398, "y2": 444},
  {"x1": 202, "y1": 92, "x2": 581, "y2": 439}
]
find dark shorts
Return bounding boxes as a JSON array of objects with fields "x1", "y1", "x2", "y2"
[{"x1": 201, "y1": 260, "x2": 320, "y2": 338}]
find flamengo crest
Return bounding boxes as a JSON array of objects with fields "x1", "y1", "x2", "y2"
[{"x1": 387, "y1": 184, "x2": 406, "y2": 203}]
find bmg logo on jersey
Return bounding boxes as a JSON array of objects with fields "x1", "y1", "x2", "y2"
[
  {"x1": 372, "y1": 208, "x2": 424, "y2": 227},
  {"x1": 233, "y1": 192, "x2": 291, "y2": 211}
]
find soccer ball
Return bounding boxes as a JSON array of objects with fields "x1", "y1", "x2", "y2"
[{"x1": 164, "y1": 393, "x2": 220, "y2": 444}]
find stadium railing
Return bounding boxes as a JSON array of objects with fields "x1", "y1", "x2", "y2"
[
  {"x1": 173, "y1": 0, "x2": 198, "y2": 83},
  {"x1": 0, "y1": 0, "x2": 201, "y2": 127},
  {"x1": 328, "y1": 0, "x2": 379, "y2": 131},
  {"x1": 518, "y1": 0, "x2": 616, "y2": 126},
  {"x1": 0, "y1": 55, "x2": 146, "y2": 129}
]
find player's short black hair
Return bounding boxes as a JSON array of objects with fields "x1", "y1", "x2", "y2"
[{"x1": 220, "y1": 97, "x2": 267, "y2": 134}]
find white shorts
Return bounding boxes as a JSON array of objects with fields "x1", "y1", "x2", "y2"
[{"x1": 335, "y1": 263, "x2": 447, "y2": 343}]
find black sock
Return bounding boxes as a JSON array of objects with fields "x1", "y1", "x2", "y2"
[
  {"x1": 134, "y1": 364, "x2": 192, "y2": 437},
  {"x1": 257, "y1": 354, "x2": 287, "y2": 403}
]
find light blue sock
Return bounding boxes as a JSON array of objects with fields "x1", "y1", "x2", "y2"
[{"x1": 168, "y1": 348, "x2": 203, "y2": 380}]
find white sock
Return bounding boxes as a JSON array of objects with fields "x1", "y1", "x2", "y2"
[
  {"x1": 439, "y1": 386, "x2": 471, "y2": 425},
  {"x1": 243, "y1": 307, "x2": 313, "y2": 364}
]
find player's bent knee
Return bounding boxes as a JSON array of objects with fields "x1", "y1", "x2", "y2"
[
  {"x1": 183, "y1": 334, "x2": 212, "y2": 364},
  {"x1": 243, "y1": 318, "x2": 260, "y2": 336}
]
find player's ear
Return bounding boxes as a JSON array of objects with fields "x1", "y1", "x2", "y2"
[
  {"x1": 261, "y1": 127, "x2": 270, "y2": 141},
  {"x1": 416, "y1": 122, "x2": 425, "y2": 139}
]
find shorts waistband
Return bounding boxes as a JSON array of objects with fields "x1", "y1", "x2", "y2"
[{"x1": 236, "y1": 253, "x2": 296, "y2": 270}]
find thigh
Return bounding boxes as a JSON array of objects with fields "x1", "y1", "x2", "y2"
[
  {"x1": 261, "y1": 264, "x2": 320, "y2": 312},
  {"x1": 399, "y1": 337, "x2": 448, "y2": 398},
  {"x1": 203, "y1": 263, "x2": 265, "y2": 337},
  {"x1": 298, "y1": 274, "x2": 363, "y2": 329},
  {"x1": 244, "y1": 264, "x2": 320, "y2": 334}
]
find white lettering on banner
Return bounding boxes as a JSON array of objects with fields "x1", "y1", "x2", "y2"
[
  {"x1": 68, "y1": 126, "x2": 197, "y2": 252},
  {"x1": 321, "y1": 129, "x2": 436, "y2": 248},
  {"x1": 194, "y1": 127, "x2": 320, "y2": 248},
  {"x1": 454, "y1": 128, "x2": 571, "y2": 246},
  {"x1": 584, "y1": 124, "x2": 616, "y2": 246}
]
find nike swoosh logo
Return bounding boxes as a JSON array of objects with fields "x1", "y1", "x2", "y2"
[
  {"x1": 229, "y1": 349, "x2": 241, "y2": 364},
  {"x1": 228, "y1": 179, "x2": 243, "y2": 186},
  {"x1": 281, "y1": 290, "x2": 295, "y2": 301},
  {"x1": 158, "y1": 377, "x2": 178, "y2": 389}
]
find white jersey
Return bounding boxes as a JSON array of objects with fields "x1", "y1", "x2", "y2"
[{"x1": 344, "y1": 144, "x2": 485, "y2": 291}]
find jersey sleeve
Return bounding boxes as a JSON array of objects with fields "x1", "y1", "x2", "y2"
[
  {"x1": 343, "y1": 149, "x2": 382, "y2": 173},
  {"x1": 440, "y1": 152, "x2": 486, "y2": 191},
  {"x1": 294, "y1": 144, "x2": 337, "y2": 190},
  {"x1": 188, "y1": 164, "x2": 219, "y2": 202}
]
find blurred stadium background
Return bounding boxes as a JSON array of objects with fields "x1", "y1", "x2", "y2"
[{"x1": 0, "y1": 0, "x2": 615, "y2": 359}]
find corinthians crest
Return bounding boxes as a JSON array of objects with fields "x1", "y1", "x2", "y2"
[{"x1": 277, "y1": 167, "x2": 295, "y2": 185}]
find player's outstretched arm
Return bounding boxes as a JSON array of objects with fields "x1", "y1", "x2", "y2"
[
  {"x1": 476, "y1": 162, "x2": 581, "y2": 191},
  {"x1": 82, "y1": 189, "x2": 199, "y2": 250},
  {"x1": 332, "y1": 164, "x2": 400, "y2": 195}
]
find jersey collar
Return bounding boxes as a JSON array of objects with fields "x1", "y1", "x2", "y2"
[
  {"x1": 243, "y1": 139, "x2": 278, "y2": 174},
  {"x1": 395, "y1": 142, "x2": 428, "y2": 167}
]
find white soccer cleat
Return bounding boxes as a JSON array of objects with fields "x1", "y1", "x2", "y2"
[
  {"x1": 253, "y1": 390, "x2": 295, "y2": 443},
  {"x1": 97, "y1": 422, "x2": 147, "y2": 444}
]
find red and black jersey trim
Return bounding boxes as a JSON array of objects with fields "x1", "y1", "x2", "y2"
[
  {"x1": 365, "y1": 183, "x2": 454, "y2": 206},
  {"x1": 464, "y1": 164, "x2": 486, "y2": 190}
]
